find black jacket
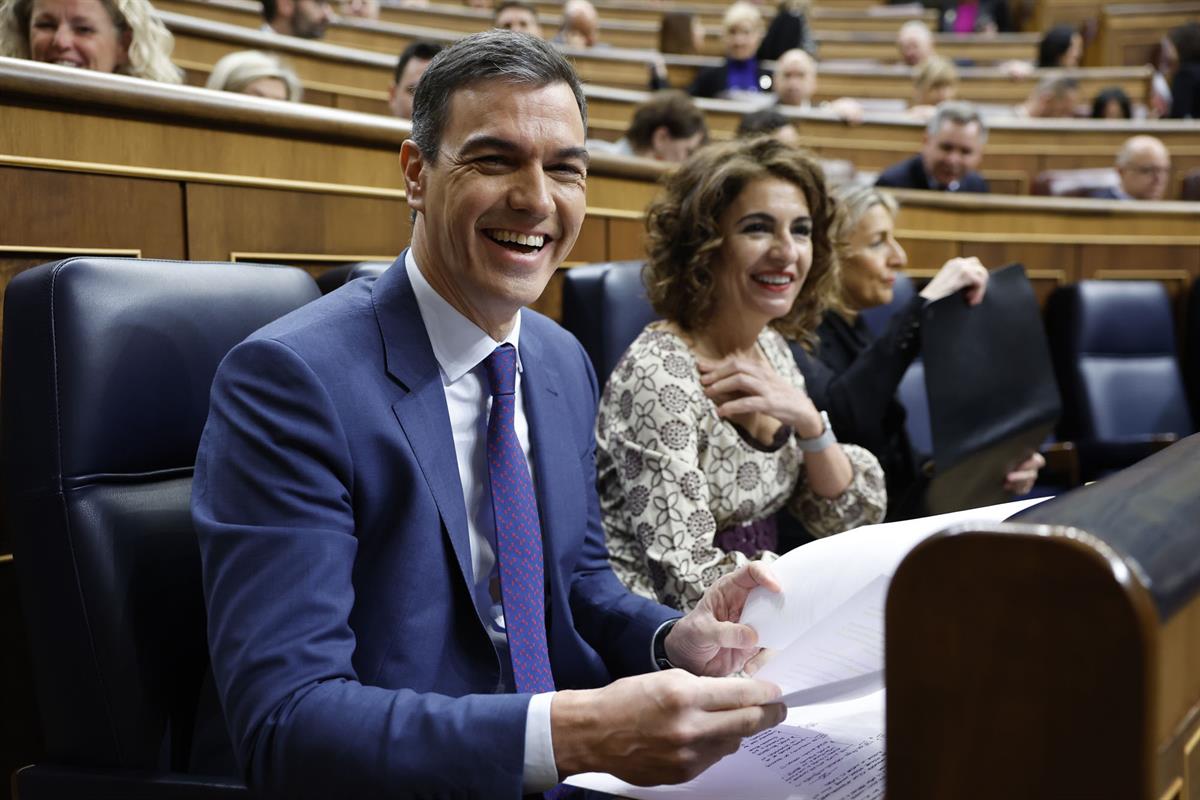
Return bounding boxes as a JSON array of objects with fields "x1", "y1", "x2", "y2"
[
  {"x1": 688, "y1": 61, "x2": 773, "y2": 98},
  {"x1": 791, "y1": 296, "x2": 930, "y2": 520}
]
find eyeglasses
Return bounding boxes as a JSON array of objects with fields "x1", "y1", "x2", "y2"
[{"x1": 1128, "y1": 165, "x2": 1171, "y2": 177}]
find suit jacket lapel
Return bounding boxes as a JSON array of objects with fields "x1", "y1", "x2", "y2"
[{"x1": 373, "y1": 254, "x2": 475, "y2": 595}]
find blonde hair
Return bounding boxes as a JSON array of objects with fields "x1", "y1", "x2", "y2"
[
  {"x1": 207, "y1": 50, "x2": 302, "y2": 101},
  {"x1": 829, "y1": 184, "x2": 899, "y2": 316},
  {"x1": 914, "y1": 56, "x2": 957, "y2": 95},
  {"x1": 722, "y1": 1, "x2": 762, "y2": 33},
  {"x1": 0, "y1": 0, "x2": 181, "y2": 82}
]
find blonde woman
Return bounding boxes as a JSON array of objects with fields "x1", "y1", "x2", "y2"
[
  {"x1": 207, "y1": 50, "x2": 303, "y2": 102},
  {"x1": 0, "y1": 0, "x2": 180, "y2": 82},
  {"x1": 596, "y1": 138, "x2": 887, "y2": 611},
  {"x1": 688, "y1": 2, "x2": 770, "y2": 99}
]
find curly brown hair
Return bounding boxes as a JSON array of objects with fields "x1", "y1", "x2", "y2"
[{"x1": 643, "y1": 136, "x2": 838, "y2": 346}]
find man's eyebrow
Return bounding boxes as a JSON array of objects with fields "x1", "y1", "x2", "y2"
[
  {"x1": 455, "y1": 136, "x2": 590, "y2": 167},
  {"x1": 557, "y1": 146, "x2": 591, "y2": 167},
  {"x1": 457, "y1": 135, "x2": 520, "y2": 157}
]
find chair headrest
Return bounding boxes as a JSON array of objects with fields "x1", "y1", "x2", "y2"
[
  {"x1": 1056, "y1": 281, "x2": 1176, "y2": 356},
  {"x1": 3, "y1": 258, "x2": 320, "y2": 490}
]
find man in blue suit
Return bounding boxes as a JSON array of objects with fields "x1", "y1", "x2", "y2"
[
  {"x1": 875, "y1": 102, "x2": 990, "y2": 193},
  {"x1": 193, "y1": 30, "x2": 785, "y2": 799}
]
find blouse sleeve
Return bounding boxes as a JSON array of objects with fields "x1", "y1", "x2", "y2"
[
  {"x1": 786, "y1": 442, "x2": 888, "y2": 537},
  {"x1": 597, "y1": 342, "x2": 773, "y2": 612}
]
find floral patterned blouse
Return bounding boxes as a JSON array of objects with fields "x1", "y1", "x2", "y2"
[{"x1": 595, "y1": 323, "x2": 888, "y2": 611}]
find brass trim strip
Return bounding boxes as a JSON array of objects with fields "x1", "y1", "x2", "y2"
[
  {"x1": 0, "y1": 245, "x2": 142, "y2": 257},
  {"x1": 0, "y1": 154, "x2": 408, "y2": 199},
  {"x1": 896, "y1": 229, "x2": 1200, "y2": 246},
  {"x1": 230, "y1": 252, "x2": 394, "y2": 263},
  {"x1": 1155, "y1": 776, "x2": 1182, "y2": 800},
  {"x1": 1, "y1": 156, "x2": 649, "y2": 219},
  {"x1": 1093, "y1": 269, "x2": 1193, "y2": 282},
  {"x1": 0, "y1": 553, "x2": 13, "y2": 564}
]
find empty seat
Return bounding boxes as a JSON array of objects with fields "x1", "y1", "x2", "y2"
[
  {"x1": 2, "y1": 258, "x2": 320, "y2": 798},
  {"x1": 560, "y1": 260, "x2": 657, "y2": 386},
  {"x1": 1044, "y1": 280, "x2": 1194, "y2": 479}
]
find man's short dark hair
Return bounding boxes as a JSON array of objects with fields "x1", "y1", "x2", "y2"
[
  {"x1": 736, "y1": 108, "x2": 792, "y2": 138},
  {"x1": 411, "y1": 29, "x2": 587, "y2": 163},
  {"x1": 261, "y1": 0, "x2": 278, "y2": 22},
  {"x1": 625, "y1": 90, "x2": 706, "y2": 152},
  {"x1": 493, "y1": 0, "x2": 537, "y2": 23},
  {"x1": 394, "y1": 41, "x2": 444, "y2": 84}
]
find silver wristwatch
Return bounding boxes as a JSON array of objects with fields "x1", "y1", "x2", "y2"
[{"x1": 796, "y1": 410, "x2": 837, "y2": 452}]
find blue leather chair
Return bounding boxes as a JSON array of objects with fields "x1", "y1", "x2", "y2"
[
  {"x1": 1045, "y1": 280, "x2": 1195, "y2": 481},
  {"x1": 2, "y1": 258, "x2": 321, "y2": 798},
  {"x1": 1186, "y1": 277, "x2": 1200, "y2": 423},
  {"x1": 345, "y1": 260, "x2": 391, "y2": 284},
  {"x1": 560, "y1": 260, "x2": 658, "y2": 386}
]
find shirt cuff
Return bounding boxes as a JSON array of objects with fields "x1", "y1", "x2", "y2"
[{"x1": 522, "y1": 691, "x2": 559, "y2": 793}]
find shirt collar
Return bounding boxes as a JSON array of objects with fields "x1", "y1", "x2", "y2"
[
  {"x1": 405, "y1": 250, "x2": 522, "y2": 384},
  {"x1": 923, "y1": 164, "x2": 961, "y2": 192}
]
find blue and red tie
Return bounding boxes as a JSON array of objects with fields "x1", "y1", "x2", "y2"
[{"x1": 484, "y1": 343, "x2": 556, "y2": 695}]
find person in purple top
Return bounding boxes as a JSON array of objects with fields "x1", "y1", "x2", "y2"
[{"x1": 689, "y1": 2, "x2": 773, "y2": 99}]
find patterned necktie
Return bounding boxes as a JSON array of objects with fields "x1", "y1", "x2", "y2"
[{"x1": 484, "y1": 343, "x2": 555, "y2": 695}]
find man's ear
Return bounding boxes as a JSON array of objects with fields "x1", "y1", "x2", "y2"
[
  {"x1": 400, "y1": 139, "x2": 426, "y2": 213},
  {"x1": 386, "y1": 83, "x2": 400, "y2": 115}
]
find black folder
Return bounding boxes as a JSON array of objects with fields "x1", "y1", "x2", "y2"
[{"x1": 920, "y1": 263, "x2": 1061, "y2": 514}]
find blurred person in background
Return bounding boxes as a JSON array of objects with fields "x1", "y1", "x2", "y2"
[
  {"x1": 554, "y1": 0, "x2": 599, "y2": 48},
  {"x1": 1166, "y1": 22, "x2": 1200, "y2": 118},
  {"x1": 876, "y1": 101, "x2": 989, "y2": 192},
  {"x1": 896, "y1": 20, "x2": 935, "y2": 67},
  {"x1": 593, "y1": 90, "x2": 708, "y2": 162},
  {"x1": 909, "y1": 55, "x2": 957, "y2": 121},
  {"x1": 207, "y1": 49, "x2": 302, "y2": 101},
  {"x1": 493, "y1": 0, "x2": 540, "y2": 36},
  {"x1": 0, "y1": 0, "x2": 180, "y2": 81},
  {"x1": 1037, "y1": 24, "x2": 1082, "y2": 68},
  {"x1": 773, "y1": 48, "x2": 863, "y2": 123},
  {"x1": 757, "y1": 0, "x2": 814, "y2": 62},
  {"x1": 1016, "y1": 75, "x2": 1081, "y2": 118},
  {"x1": 1090, "y1": 86, "x2": 1132, "y2": 119},
  {"x1": 689, "y1": 2, "x2": 771, "y2": 99},
  {"x1": 1090, "y1": 135, "x2": 1172, "y2": 200},
  {"x1": 388, "y1": 40, "x2": 441, "y2": 118}
]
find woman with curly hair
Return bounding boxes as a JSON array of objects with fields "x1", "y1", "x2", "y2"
[
  {"x1": 595, "y1": 137, "x2": 887, "y2": 612},
  {"x1": 0, "y1": 0, "x2": 180, "y2": 83}
]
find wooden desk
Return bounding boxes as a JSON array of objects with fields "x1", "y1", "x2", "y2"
[{"x1": 887, "y1": 434, "x2": 1200, "y2": 800}]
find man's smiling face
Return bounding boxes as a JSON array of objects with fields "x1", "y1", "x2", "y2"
[{"x1": 402, "y1": 79, "x2": 588, "y2": 338}]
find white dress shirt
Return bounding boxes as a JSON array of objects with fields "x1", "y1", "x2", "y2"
[{"x1": 405, "y1": 252, "x2": 558, "y2": 792}]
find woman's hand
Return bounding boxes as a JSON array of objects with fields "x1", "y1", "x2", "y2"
[
  {"x1": 919, "y1": 256, "x2": 989, "y2": 306},
  {"x1": 696, "y1": 354, "x2": 824, "y2": 437}
]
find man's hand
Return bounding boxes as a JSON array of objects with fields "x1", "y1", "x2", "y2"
[
  {"x1": 551, "y1": 670, "x2": 785, "y2": 785},
  {"x1": 665, "y1": 562, "x2": 783, "y2": 676},
  {"x1": 1004, "y1": 451, "x2": 1045, "y2": 495}
]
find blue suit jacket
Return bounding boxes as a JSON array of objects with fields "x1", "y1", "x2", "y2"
[{"x1": 193, "y1": 256, "x2": 676, "y2": 799}]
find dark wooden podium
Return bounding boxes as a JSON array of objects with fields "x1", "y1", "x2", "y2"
[{"x1": 886, "y1": 434, "x2": 1200, "y2": 800}]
